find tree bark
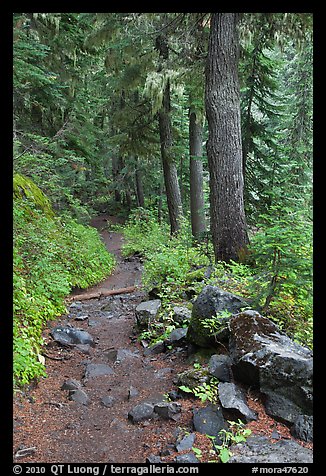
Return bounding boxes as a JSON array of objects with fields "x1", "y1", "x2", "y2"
[
  {"x1": 189, "y1": 108, "x2": 206, "y2": 239},
  {"x1": 205, "y1": 13, "x2": 249, "y2": 262},
  {"x1": 135, "y1": 157, "x2": 145, "y2": 207},
  {"x1": 156, "y1": 34, "x2": 183, "y2": 235}
]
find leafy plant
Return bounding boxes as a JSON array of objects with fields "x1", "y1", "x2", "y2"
[
  {"x1": 179, "y1": 376, "x2": 219, "y2": 403},
  {"x1": 214, "y1": 420, "x2": 252, "y2": 463}
]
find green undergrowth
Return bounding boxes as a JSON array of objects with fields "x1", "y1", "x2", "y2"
[
  {"x1": 120, "y1": 207, "x2": 312, "y2": 349},
  {"x1": 13, "y1": 174, "x2": 115, "y2": 386}
]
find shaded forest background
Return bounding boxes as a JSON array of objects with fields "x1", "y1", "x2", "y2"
[{"x1": 13, "y1": 13, "x2": 313, "y2": 386}]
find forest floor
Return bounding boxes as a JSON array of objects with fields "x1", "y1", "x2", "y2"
[{"x1": 13, "y1": 215, "x2": 312, "y2": 463}]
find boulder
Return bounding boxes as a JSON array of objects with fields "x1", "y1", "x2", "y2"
[
  {"x1": 228, "y1": 435, "x2": 313, "y2": 463},
  {"x1": 208, "y1": 354, "x2": 233, "y2": 382},
  {"x1": 229, "y1": 310, "x2": 313, "y2": 424},
  {"x1": 135, "y1": 300, "x2": 161, "y2": 328},
  {"x1": 192, "y1": 405, "x2": 228, "y2": 445},
  {"x1": 176, "y1": 368, "x2": 210, "y2": 392},
  {"x1": 165, "y1": 327, "x2": 188, "y2": 345},
  {"x1": 101, "y1": 396, "x2": 115, "y2": 407},
  {"x1": 172, "y1": 306, "x2": 192, "y2": 325},
  {"x1": 175, "y1": 453, "x2": 199, "y2": 463},
  {"x1": 154, "y1": 402, "x2": 181, "y2": 420},
  {"x1": 51, "y1": 326, "x2": 94, "y2": 346},
  {"x1": 217, "y1": 382, "x2": 257, "y2": 423},
  {"x1": 69, "y1": 389, "x2": 89, "y2": 405},
  {"x1": 187, "y1": 286, "x2": 247, "y2": 347},
  {"x1": 61, "y1": 378, "x2": 82, "y2": 391},
  {"x1": 290, "y1": 415, "x2": 313, "y2": 442},
  {"x1": 176, "y1": 433, "x2": 196, "y2": 452},
  {"x1": 143, "y1": 341, "x2": 165, "y2": 356},
  {"x1": 84, "y1": 363, "x2": 114, "y2": 379},
  {"x1": 128, "y1": 402, "x2": 155, "y2": 423}
]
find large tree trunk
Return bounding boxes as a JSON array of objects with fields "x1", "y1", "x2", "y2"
[
  {"x1": 189, "y1": 108, "x2": 206, "y2": 239},
  {"x1": 205, "y1": 13, "x2": 249, "y2": 262},
  {"x1": 156, "y1": 35, "x2": 183, "y2": 234}
]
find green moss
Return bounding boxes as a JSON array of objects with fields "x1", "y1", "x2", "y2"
[
  {"x1": 13, "y1": 173, "x2": 54, "y2": 218},
  {"x1": 13, "y1": 175, "x2": 116, "y2": 386}
]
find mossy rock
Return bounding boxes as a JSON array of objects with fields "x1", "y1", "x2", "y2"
[
  {"x1": 13, "y1": 173, "x2": 55, "y2": 218},
  {"x1": 177, "y1": 367, "x2": 210, "y2": 391}
]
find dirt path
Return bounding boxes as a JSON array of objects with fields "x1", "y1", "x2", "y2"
[{"x1": 13, "y1": 215, "x2": 190, "y2": 463}]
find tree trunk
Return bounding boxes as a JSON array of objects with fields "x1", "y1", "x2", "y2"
[
  {"x1": 205, "y1": 13, "x2": 249, "y2": 262},
  {"x1": 189, "y1": 108, "x2": 206, "y2": 239},
  {"x1": 112, "y1": 156, "x2": 122, "y2": 202},
  {"x1": 156, "y1": 34, "x2": 183, "y2": 235},
  {"x1": 135, "y1": 157, "x2": 145, "y2": 207}
]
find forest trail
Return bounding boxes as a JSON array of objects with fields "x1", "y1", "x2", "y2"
[{"x1": 13, "y1": 215, "x2": 190, "y2": 463}]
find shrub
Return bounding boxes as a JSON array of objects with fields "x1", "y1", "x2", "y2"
[{"x1": 13, "y1": 174, "x2": 115, "y2": 386}]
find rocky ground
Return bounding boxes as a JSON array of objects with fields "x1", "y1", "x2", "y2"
[{"x1": 13, "y1": 215, "x2": 313, "y2": 464}]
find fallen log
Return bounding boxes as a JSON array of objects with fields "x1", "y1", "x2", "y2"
[{"x1": 67, "y1": 285, "x2": 138, "y2": 302}]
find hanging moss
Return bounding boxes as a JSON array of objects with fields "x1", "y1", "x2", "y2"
[{"x1": 13, "y1": 173, "x2": 55, "y2": 218}]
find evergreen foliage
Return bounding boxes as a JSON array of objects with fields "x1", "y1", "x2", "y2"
[{"x1": 13, "y1": 12, "x2": 313, "y2": 386}]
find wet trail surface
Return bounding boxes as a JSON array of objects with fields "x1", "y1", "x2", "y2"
[{"x1": 13, "y1": 215, "x2": 190, "y2": 463}]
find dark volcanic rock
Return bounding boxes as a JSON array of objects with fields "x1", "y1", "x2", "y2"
[
  {"x1": 101, "y1": 396, "x2": 115, "y2": 407},
  {"x1": 175, "y1": 453, "x2": 199, "y2": 463},
  {"x1": 192, "y1": 405, "x2": 227, "y2": 445},
  {"x1": 84, "y1": 363, "x2": 114, "y2": 379},
  {"x1": 228, "y1": 435, "x2": 313, "y2": 463},
  {"x1": 165, "y1": 327, "x2": 188, "y2": 345},
  {"x1": 229, "y1": 310, "x2": 313, "y2": 424},
  {"x1": 135, "y1": 299, "x2": 161, "y2": 328},
  {"x1": 187, "y1": 285, "x2": 247, "y2": 347},
  {"x1": 172, "y1": 306, "x2": 192, "y2": 325},
  {"x1": 69, "y1": 389, "x2": 89, "y2": 405},
  {"x1": 61, "y1": 378, "x2": 82, "y2": 391},
  {"x1": 176, "y1": 433, "x2": 196, "y2": 452},
  {"x1": 217, "y1": 382, "x2": 257, "y2": 422},
  {"x1": 154, "y1": 401, "x2": 181, "y2": 420},
  {"x1": 208, "y1": 354, "x2": 233, "y2": 382},
  {"x1": 51, "y1": 326, "x2": 94, "y2": 346},
  {"x1": 128, "y1": 402, "x2": 155, "y2": 423},
  {"x1": 143, "y1": 341, "x2": 165, "y2": 356},
  {"x1": 291, "y1": 415, "x2": 313, "y2": 442}
]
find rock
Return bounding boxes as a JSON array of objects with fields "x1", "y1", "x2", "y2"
[
  {"x1": 192, "y1": 405, "x2": 228, "y2": 445},
  {"x1": 143, "y1": 341, "x2": 165, "y2": 356},
  {"x1": 176, "y1": 433, "x2": 196, "y2": 452},
  {"x1": 74, "y1": 314, "x2": 88, "y2": 321},
  {"x1": 229, "y1": 310, "x2": 313, "y2": 424},
  {"x1": 75, "y1": 344, "x2": 91, "y2": 354},
  {"x1": 165, "y1": 327, "x2": 188, "y2": 345},
  {"x1": 51, "y1": 326, "x2": 94, "y2": 346},
  {"x1": 291, "y1": 415, "x2": 313, "y2": 442},
  {"x1": 208, "y1": 354, "x2": 233, "y2": 382},
  {"x1": 228, "y1": 435, "x2": 313, "y2": 463},
  {"x1": 69, "y1": 389, "x2": 89, "y2": 405},
  {"x1": 154, "y1": 401, "x2": 181, "y2": 420},
  {"x1": 69, "y1": 301, "x2": 83, "y2": 311},
  {"x1": 101, "y1": 396, "x2": 115, "y2": 407},
  {"x1": 135, "y1": 299, "x2": 161, "y2": 328},
  {"x1": 128, "y1": 386, "x2": 139, "y2": 400},
  {"x1": 128, "y1": 402, "x2": 155, "y2": 423},
  {"x1": 106, "y1": 349, "x2": 118, "y2": 362},
  {"x1": 175, "y1": 453, "x2": 199, "y2": 463},
  {"x1": 217, "y1": 382, "x2": 257, "y2": 422},
  {"x1": 116, "y1": 348, "x2": 140, "y2": 362},
  {"x1": 146, "y1": 455, "x2": 162, "y2": 463},
  {"x1": 176, "y1": 367, "x2": 210, "y2": 391},
  {"x1": 84, "y1": 363, "x2": 114, "y2": 379},
  {"x1": 61, "y1": 378, "x2": 82, "y2": 391},
  {"x1": 187, "y1": 285, "x2": 247, "y2": 347},
  {"x1": 172, "y1": 306, "x2": 192, "y2": 325}
]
